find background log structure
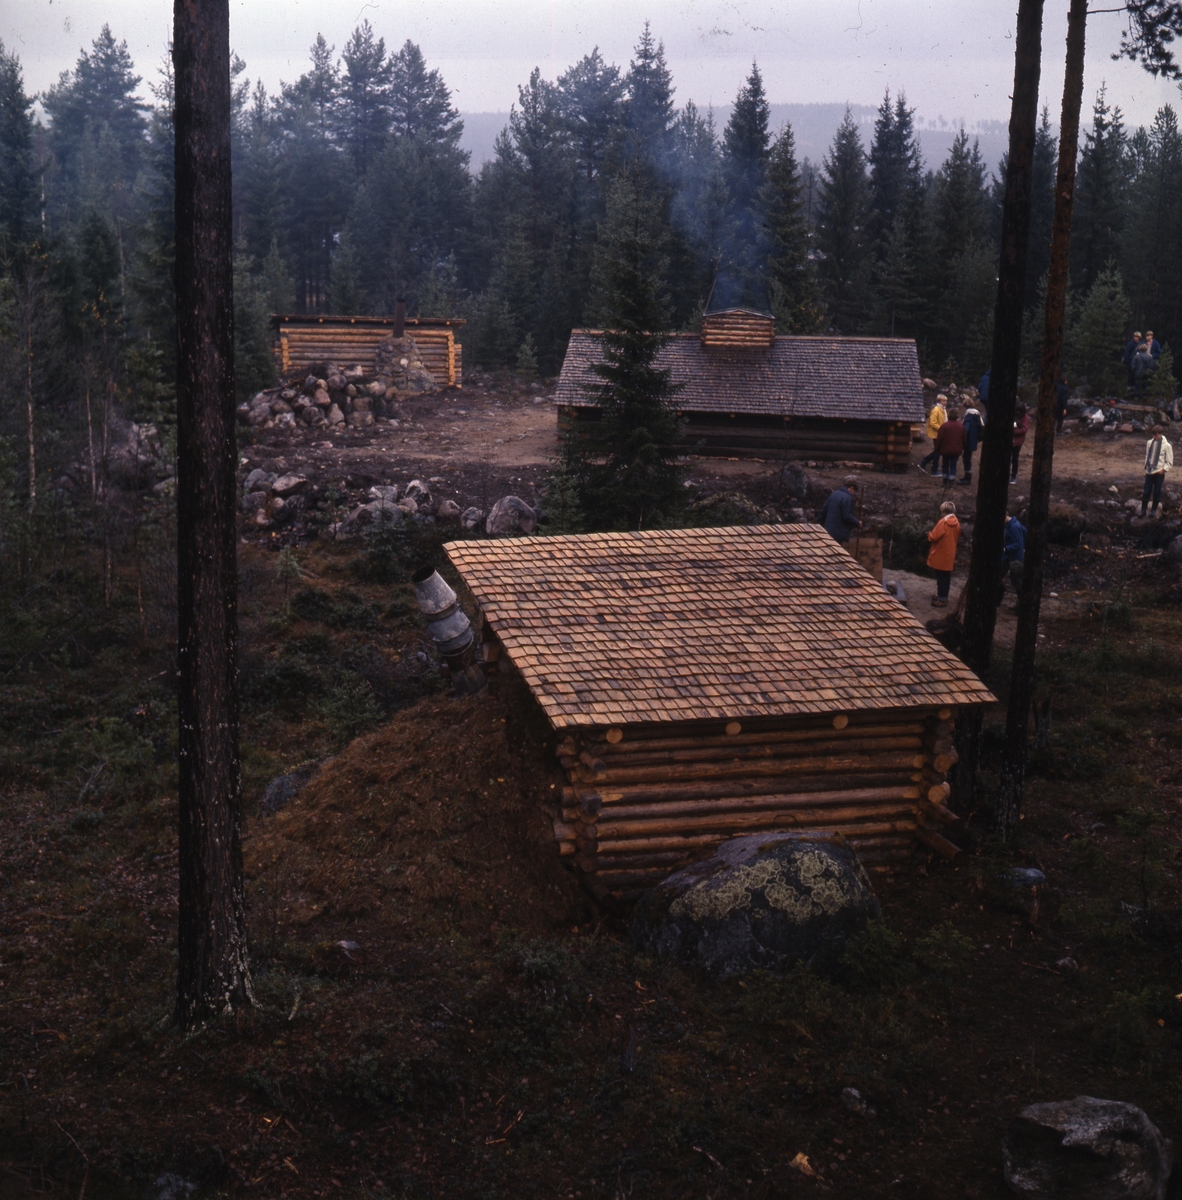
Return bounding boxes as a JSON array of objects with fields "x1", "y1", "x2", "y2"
[
  {"x1": 447, "y1": 525, "x2": 994, "y2": 905},
  {"x1": 270, "y1": 314, "x2": 464, "y2": 385}
]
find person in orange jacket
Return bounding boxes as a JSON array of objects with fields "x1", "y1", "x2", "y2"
[{"x1": 926, "y1": 500, "x2": 961, "y2": 607}]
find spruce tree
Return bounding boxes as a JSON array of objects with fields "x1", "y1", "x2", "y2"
[
  {"x1": 625, "y1": 24, "x2": 675, "y2": 160},
  {"x1": 867, "y1": 90, "x2": 922, "y2": 254},
  {"x1": 815, "y1": 109, "x2": 871, "y2": 332},
  {"x1": 389, "y1": 40, "x2": 463, "y2": 148},
  {"x1": 721, "y1": 62, "x2": 771, "y2": 305},
  {"x1": 759, "y1": 123, "x2": 821, "y2": 332},
  {"x1": 0, "y1": 41, "x2": 36, "y2": 245},
  {"x1": 1071, "y1": 87, "x2": 1127, "y2": 292},
  {"x1": 1069, "y1": 262, "x2": 1130, "y2": 393},
  {"x1": 580, "y1": 162, "x2": 684, "y2": 530},
  {"x1": 338, "y1": 22, "x2": 392, "y2": 174},
  {"x1": 1025, "y1": 107, "x2": 1058, "y2": 310}
]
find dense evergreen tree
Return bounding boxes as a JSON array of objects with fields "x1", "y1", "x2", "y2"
[
  {"x1": 867, "y1": 90, "x2": 923, "y2": 255},
  {"x1": 1069, "y1": 262, "x2": 1130, "y2": 391},
  {"x1": 389, "y1": 40, "x2": 463, "y2": 148},
  {"x1": 720, "y1": 63, "x2": 771, "y2": 306},
  {"x1": 815, "y1": 110, "x2": 871, "y2": 333},
  {"x1": 624, "y1": 24, "x2": 675, "y2": 160},
  {"x1": 1071, "y1": 87, "x2": 1128, "y2": 293},
  {"x1": 578, "y1": 162, "x2": 684, "y2": 530},
  {"x1": 759, "y1": 123, "x2": 820, "y2": 332},
  {"x1": 0, "y1": 41, "x2": 37, "y2": 245},
  {"x1": 337, "y1": 22, "x2": 392, "y2": 174}
]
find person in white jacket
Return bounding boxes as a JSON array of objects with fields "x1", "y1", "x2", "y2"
[{"x1": 1141, "y1": 425, "x2": 1174, "y2": 517}]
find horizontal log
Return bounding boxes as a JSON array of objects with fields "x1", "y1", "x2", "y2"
[
  {"x1": 917, "y1": 800, "x2": 961, "y2": 828},
  {"x1": 927, "y1": 781, "x2": 951, "y2": 804},
  {"x1": 580, "y1": 850, "x2": 695, "y2": 872},
  {"x1": 559, "y1": 842, "x2": 575, "y2": 856},
  {"x1": 591, "y1": 787, "x2": 922, "y2": 825},
  {"x1": 594, "y1": 807, "x2": 918, "y2": 842},
  {"x1": 595, "y1": 816, "x2": 916, "y2": 854},
  {"x1": 553, "y1": 821, "x2": 577, "y2": 842},
  {"x1": 564, "y1": 770, "x2": 922, "y2": 808},
  {"x1": 576, "y1": 752, "x2": 926, "y2": 786},
  {"x1": 581, "y1": 735, "x2": 924, "y2": 771},
  {"x1": 915, "y1": 827, "x2": 964, "y2": 862},
  {"x1": 583, "y1": 722, "x2": 928, "y2": 755},
  {"x1": 932, "y1": 750, "x2": 959, "y2": 773}
]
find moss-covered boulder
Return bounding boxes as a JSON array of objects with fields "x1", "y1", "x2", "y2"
[{"x1": 631, "y1": 832, "x2": 880, "y2": 978}]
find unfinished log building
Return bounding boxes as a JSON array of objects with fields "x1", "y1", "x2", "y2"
[
  {"x1": 270, "y1": 314, "x2": 464, "y2": 386},
  {"x1": 555, "y1": 309, "x2": 923, "y2": 469},
  {"x1": 446, "y1": 525, "x2": 995, "y2": 904}
]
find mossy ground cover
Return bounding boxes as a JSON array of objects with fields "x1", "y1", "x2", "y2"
[{"x1": 2, "y1": 504, "x2": 1182, "y2": 1199}]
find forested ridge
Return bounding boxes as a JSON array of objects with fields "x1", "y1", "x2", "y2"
[{"x1": 1, "y1": 21, "x2": 1181, "y2": 486}]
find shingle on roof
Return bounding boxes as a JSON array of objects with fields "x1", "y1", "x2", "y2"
[
  {"x1": 555, "y1": 332, "x2": 925, "y2": 422},
  {"x1": 445, "y1": 525, "x2": 994, "y2": 731}
]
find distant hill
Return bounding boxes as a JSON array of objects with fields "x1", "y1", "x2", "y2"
[{"x1": 458, "y1": 103, "x2": 1013, "y2": 180}]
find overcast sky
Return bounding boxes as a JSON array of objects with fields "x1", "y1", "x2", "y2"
[{"x1": 7, "y1": 0, "x2": 1181, "y2": 128}]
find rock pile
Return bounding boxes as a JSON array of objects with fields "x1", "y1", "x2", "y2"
[{"x1": 237, "y1": 341, "x2": 438, "y2": 432}]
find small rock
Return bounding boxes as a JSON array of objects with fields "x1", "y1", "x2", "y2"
[
  {"x1": 631, "y1": 831, "x2": 881, "y2": 979},
  {"x1": 367, "y1": 485, "x2": 401, "y2": 502},
  {"x1": 244, "y1": 468, "x2": 272, "y2": 493},
  {"x1": 261, "y1": 760, "x2": 325, "y2": 815},
  {"x1": 352, "y1": 395, "x2": 373, "y2": 412},
  {"x1": 274, "y1": 411, "x2": 297, "y2": 428},
  {"x1": 1056, "y1": 957, "x2": 1080, "y2": 971},
  {"x1": 254, "y1": 509, "x2": 271, "y2": 527},
  {"x1": 461, "y1": 506, "x2": 485, "y2": 530},
  {"x1": 313, "y1": 388, "x2": 331, "y2": 407},
  {"x1": 326, "y1": 373, "x2": 347, "y2": 391},
  {"x1": 403, "y1": 479, "x2": 432, "y2": 506},
  {"x1": 486, "y1": 495, "x2": 538, "y2": 535},
  {"x1": 922, "y1": 377, "x2": 938, "y2": 390},
  {"x1": 241, "y1": 490, "x2": 269, "y2": 513},
  {"x1": 151, "y1": 1174, "x2": 197, "y2": 1200},
  {"x1": 327, "y1": 404, "x2": 345, "y2": 425},
  {"x1": 337, "y1": 500, "x2": 403, "y2": 537},
  {"x1": 437, "y1": 499, "x2": 462, "y2": 520},
  {"x1": 272, "y1": 474, "x2": 308, "y2": 498},
  {"x1": 397, "y1": 496, "x2": 419, "y2": 516},
  {"x1": 1003, "y1": 1096, "x2": 1173, "y2": 1199},
  {"x1": 367, "y1": 381, "x2": 387, "y2": 398},
  {"x1": 840, "y1": 1087, "x2": 875, "y2": 1115}
]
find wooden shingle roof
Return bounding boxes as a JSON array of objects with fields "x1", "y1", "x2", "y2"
[
  {"x1": 445, "y1": 525, "x2": 995, "y2": 731},
  {"x1": 554, "y1": 332, "x2": 925, "y2": 422}
]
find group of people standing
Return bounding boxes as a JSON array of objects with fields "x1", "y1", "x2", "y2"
[
  {"x1": 1123, "y1": 330, "x2": 1162, "y2": 396},
  {"x1": 918, "y1": 396, "x2": 987, "y2": 485}
]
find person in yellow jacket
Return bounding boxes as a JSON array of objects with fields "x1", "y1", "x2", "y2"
[{"x1": 919, "y1": 395, "x2": 948, "y2": 474}]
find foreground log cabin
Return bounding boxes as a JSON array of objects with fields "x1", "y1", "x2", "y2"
[
  {"x1": 555, "y1": 309, "x2": 924, "y2": 469},
  {"x1": 271, "y1": 313, "x2": 464, "y2": 385},
  {"x1": 445, "y1": 525, "x2": 995, "y2": 904}
]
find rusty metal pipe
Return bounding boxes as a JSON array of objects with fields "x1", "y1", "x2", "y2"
[{"x1": 411, "y1": 566, "x2": 486, "y2": 695}]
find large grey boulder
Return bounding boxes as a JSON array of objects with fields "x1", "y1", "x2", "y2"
[
  {"x1": 1003, "y1": 1096, "x2": 1172, "y2": 1199},
  {"x1": 632, "y1": 832, "x2": 880, "y2": 978},
  {"x1": 486, "y1": 495, "x2": 538, "y2": 535}
]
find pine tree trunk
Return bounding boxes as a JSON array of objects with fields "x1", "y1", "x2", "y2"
[
  {"x1": 995, "y1": 0, "x2": 1089, "y2": 840},
  {"x1": 953, "y1": 0, "x2": 1044, "y2": 809},
  {"x1": 25, "y1": 325, "x2": 35, "y2": 513},
  {"x1": 173, "y1": 0, "x2": 253, "y2": 1029}
]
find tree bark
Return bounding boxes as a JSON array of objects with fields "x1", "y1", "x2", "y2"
[
  {"x1": 995, "y1": 0, "x2": 1089, "y2": 840},
  {"x1": 953, "y1": 0, "x2": 1045, "y2": 809},
  {"x1": 25, "y1": 322, "x2": 35, "y2": 513},
  {"x1": 173, "y1": 0, "x2": 253, "y2": 1028}
]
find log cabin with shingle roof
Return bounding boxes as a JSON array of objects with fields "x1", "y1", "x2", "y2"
[
  {"x1": 445, "y1": 523, "x2": 995, "y2": 904},
  {"x1": 555, "y1": 308, "x2": 924, "y2": 469}
]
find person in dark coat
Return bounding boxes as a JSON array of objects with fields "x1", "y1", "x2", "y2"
[
  {"x1": 978, "y1": 369, "x2": 990, "y2": 409},
  {"x1": 818, "y1": 477, "x2": 861, "y2": 544},
  {"x1": 999, "y1": 512, "x2": 1026, "y2": 602},
  {"x1": 960, "y1": 403, "x2": 984, "y2": 484},
  {"x1": 1124, "y1": 331, "x2": 1142, "y2": 390},
  {"x1": 1133, "y1": 342, "x2": 1156, "y2": 397},
  {"x1": 1054, "y1": 375, "x2": 1070, "y2": 433},
  {"x1": 1146, "y1": 330, "x2": 1162, "y2": 362},
  {"x1": 931, "y1": 409, "x2": 966, "y2": 486}
]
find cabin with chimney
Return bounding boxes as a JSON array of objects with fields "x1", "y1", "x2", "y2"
[
  {"x1": 271, "y1": 309, "x2": 464, "y2": 386},
  {"x1": 445, "y1": 524, "x2": 995, "y2": 905},
  {"x1": 555, "y1": 308, "x2": 924, "y2": 469}
]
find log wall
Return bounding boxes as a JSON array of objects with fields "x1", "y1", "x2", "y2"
[
  {"x1": 547, "y1": 709, "x2": 963, "y2": 903},
  {"x1": 700, "y1": 310, "x2": 777, "y2": 348},
  {"x1": 271, "y1": 316, "x2": 464, "y2": 386}
]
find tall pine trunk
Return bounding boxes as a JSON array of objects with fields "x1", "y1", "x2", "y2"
[
  {"x1": 953, "y1": 0, "x2": 1044, "y2": 809},
  {"x1": 996, "y1": 0, "x2": 1089, "y2": 839},
  {"x1": 173, "y1": 0, "x2": 253, "y2": 1028}
]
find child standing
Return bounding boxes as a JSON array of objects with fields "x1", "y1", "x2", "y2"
[
  {"x1": 1010, "y1": 403, "x2": 1030, "y2": 484},
  {"x1": 927, "y1": 500, "x2": 961, "y2": 607}
]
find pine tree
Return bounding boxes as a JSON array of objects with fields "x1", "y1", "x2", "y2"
[
  {"x1": 867, "y1": 90, "x2": 922, "y2": 255},
  {"x1": 815, "y1": 109, "x2": 871, "y2": 332},
  {"x1": 667, "y1": 102, "x2": 726, "y2": 323},
  {"x1": 42, "y1": 25, "x2": 149, "y2": 229},
  {"x1": 759, "y1": 123, "x2": 821, "y2": 332},
  {"x1": 1069, "y1": 262, "x2": 1130, "y2": 393},
  {"x1": 580, "y1": 162, "x2": 684, "y2": 530},
  {"x1": 0, "y1": 41, "x2": 37, "y2": 245},
  {"x1": 338, "y1": 21, "x2": 392, "y2": 174},
  {"x1": 720, "y1": 63, "x2": 771, "y2": 305},
  {"x1": 1072, "y1": 87, "x2": 1128, "y2": 292},
  {"x1": 625, "y1": 24, "x2": 675, "y2": 161},
  {"x1": 389, "y1": 41, "x2": 463, "y2": 148}
]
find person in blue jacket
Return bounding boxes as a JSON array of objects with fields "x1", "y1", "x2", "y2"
[
  {"x1": 978, "y1": 368, "x2": 990, "y2": 409},
  {"x1": 818, "y1": 477, "x2": 861, "y2": 545},
  {"x1": 960, "y1": 402, "x2": 985, "y2": 484},
  {"x1": 1000, "y1": 512, "x2": 1026, "y2": 601}
]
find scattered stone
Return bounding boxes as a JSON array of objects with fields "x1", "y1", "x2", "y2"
[
  {"x1": 274, "y1": 412, "x2": 297, "y2": 428},
  {"x1": 1056, "y1": 957, "x2": 1080, "y2": 971},
  {"x1": 397, "y1": 496, "x2": 419, "y2": 516},
  {"x1": 437, "y1": 499, "x2": 462, "y2": 520},
  {"x1": 367, "y1": 485, "x2": 401, "y2": 502},
  {"x1": 486, "y1": 495, "x2": 538, "y2": 535},
  {"x1": 327, "y1": 404, "x2": 344, "y2": 425},
  {"x1": 922, "y1": 377, "x2": 938, "y2": 390},
  {"x1": 244, "y1": 468, "x2": 273, "y2": 493},
  {"x1": 271, "y1": 474, "x2": 308, "y2": 498},
  {"x1": 242, "y1": 490, "x2": 269, "y2": 513},
  {"x1": 841, "y1": 1087, "x2": 875, "y2": 1116},
  {"x1": 631, "y1": 831, "x2": 881, "y2": 979},
  {"x1": 780, "y1": 462, "x2": 811, "y2": 500},
  {"x1": 338, "y1": 500, "x2": 403, "y2": 537},
  {"x1": 1003, "y1": 1096, "x2": 1173, "y2": 1200},
  {"x1": 261, "y1": 760, "x2": 327, "y2": 815},
  {"x1": 403, "y1": 479, "x2": 432, "y2": 506},
  {"x1": 313, "y1": 387, "x2": 331, "y2": 407},
  {"x1": 461, "y1": 506, "x2": 485, "y2": 530},
  {"x1": 151, "y1": 1174, "x2": 198, "y2": 1200}
]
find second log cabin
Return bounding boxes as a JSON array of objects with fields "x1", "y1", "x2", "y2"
[
  {"x1": 445, "y1": 524, "x2": 995, "y2": 904},
  {"x1": 555, "y1": 308, "x2": 923, "y2": 469}
]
